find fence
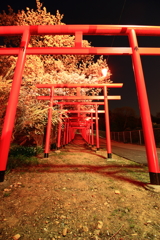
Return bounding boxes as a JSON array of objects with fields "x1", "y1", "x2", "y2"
[{"x1": 110, "y1": 128, "x2": 160, "y2": 147}]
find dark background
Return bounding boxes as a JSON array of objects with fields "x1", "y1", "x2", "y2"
[{"x1": 1, "y1": 0, "x2": 160, "y2": 116}]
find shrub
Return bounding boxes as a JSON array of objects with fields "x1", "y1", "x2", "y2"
[
  {"x1": 9, "y1": 145, "x2": 43, "y2": 157},
  {"x1": 7, "y1": 145, "x2": 43, "y2": 171}
]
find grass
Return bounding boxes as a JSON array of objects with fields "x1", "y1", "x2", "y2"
[
  {"x1": 6, "y1": 144, "x2": 150, "y2": 186},
  {"x1": 123, "y1": 167, "x2": 150, "y2": 183},
  {"x1": 106, "y1": 154, "x2": 150, "y2": 183},
  {"x1": 3, "y1": 192, "x2": 11, "y2": 197},
  {"x1": 111, "y1": 208, "x2": 130, "y2": 218},
  {"x1": 7, "y1": 145, "x2": 43, "y2": 172},
  {"x1": 127, "y1": 218, "x2": 136, "y2": 229},
  {"x1": 7, "y1": 155, "x2": 39, "y2": 171}
]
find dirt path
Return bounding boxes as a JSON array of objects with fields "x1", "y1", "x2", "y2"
[{"x1": 0, "y1": 134, "x2": 160, "y2": 240}]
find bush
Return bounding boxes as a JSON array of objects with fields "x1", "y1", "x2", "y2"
[
  {"x1": 9, "y1": 145, "x2": 43, "y2": 157},
  {"x1": 7, "y1": 145, "x2": 43, "y2": 171}
]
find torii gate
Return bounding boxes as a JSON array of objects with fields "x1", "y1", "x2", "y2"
[
  {"x1": 0, "y1": 25, "x2": 160, "y2": 184},
  {"x1": 56, "y1": 102, "x2": 106, "y2": 150},
  {"x1": 36, "y1": 83, "x2": 123, "y2": 157},
  {"x1": 63, "y1": 116, "x2": 96, "y2": 148}
]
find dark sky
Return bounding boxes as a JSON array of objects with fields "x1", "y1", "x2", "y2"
[{"x1": 1, "y1": 0, "x2": 160, "y2": 116}]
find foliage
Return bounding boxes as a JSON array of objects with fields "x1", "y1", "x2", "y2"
[
  {"x1": 110, "y1": 107, "x2": 138, "y2": 131},
  {"x1": 0, "y1": 0, "x2": 111, "y2": 144},
  {"x1": 7, "y1": 144, "x2": 42, "y2": 171},
  {"x1": 9, "y1": 145, "x2": 43, "y2": 157}
]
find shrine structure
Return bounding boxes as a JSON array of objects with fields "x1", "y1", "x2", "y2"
[{"x1": 0, "y1": 25, "x2": 160, "y2": 184}]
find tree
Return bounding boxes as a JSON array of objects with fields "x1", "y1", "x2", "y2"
[
  {"x1": 0, "y1": 0, "x2": 111, "y2": 145},
  {"x1": 110, "y1": 107, "x2": 137, "y2": 131}
]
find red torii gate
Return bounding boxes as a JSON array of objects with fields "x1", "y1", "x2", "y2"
[
  {"x1": 64, "y1": 116, "x2": 96, "y2": 148},
  {"x1": 36, "y1": 84, "x2": 122, "y2": 157},
  {"x1": 56, "y1": 103, "x2": 104, "y2": 150},
  {"x1": 0, "y1": 25, "x2": 160, "y2": 184}
]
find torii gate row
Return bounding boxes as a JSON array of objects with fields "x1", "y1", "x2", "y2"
[
  {"x1": 63, "y1": 117, "x2": 102, "y2": 149},
  {"x1": 67, "y1": 115, "x2": 97, "y2": 147},
  {"x1": 0, "y1": 25, "x2": 160, "y2": 184},
  {"x1": 57, "y1": 112, "x2": 98, "y2": 151},
  {"x1": 58, "y1": 118, "x2": 95, "y2": 149},
  {"x1": 53, "y1": 102, "x2": 112, "y2": 151},
  {"x1": 67, "y1": 120, "x2": 94, "y2": 146},
  {"x1": 56, "y1": 116, "x2": 96, "y2": 149},
  {"x1": 37, "y1": 84, "x2": 122, "y2": 158}
]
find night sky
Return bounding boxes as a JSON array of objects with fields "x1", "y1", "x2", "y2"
[{"x1": 1, "y1": 0, "x2": 160, "y2": 116}]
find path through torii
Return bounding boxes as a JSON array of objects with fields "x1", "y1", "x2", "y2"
[
  {"x1": 36, "y1": 83, "x2": 122, "y2": 158},
  {"x1": 0, "y1": 25, "x2": 160, "y2": 184}
]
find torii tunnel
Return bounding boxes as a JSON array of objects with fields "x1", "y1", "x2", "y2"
[
  {"x1": 0, "y1": 25, "x2": 160, "y2": 184},
  {"x1": 36, "y1": 83, "x2": 122, "y2": 158}
]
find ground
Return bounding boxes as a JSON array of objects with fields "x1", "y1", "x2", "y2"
[{"x1": 0, "y1": 135, "x2": 160, "y2": 240}]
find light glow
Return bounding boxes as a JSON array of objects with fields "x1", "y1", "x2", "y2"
[{"x1": 101, "y1": 68, "x2": 108, "y2": 77}]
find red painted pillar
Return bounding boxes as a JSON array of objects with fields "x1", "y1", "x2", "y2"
[
  {"x1": 57, "y1": 124, "x2": 61, "y2": 148},
  {"x1": 82, "y1": 129, "x2": 85, "y2": 139},
  {"x1": 69, "y1": 124, "x2": 71, "y2": 143},
  {"x1": 86, "y1": 125, "x2": 89, "y2": 143},
  {"x1": 44, "y1": 87, "x2": 54, "y2": 158},
  {"x1": 73, "y1": 128, "x2": 75, "y2": 139},
  {"x1": 72, "y1": 128, "x2": 75, "y2": 140},
  {"x1": 57, "y1": 105, "x2": 63, "y2": 149},
  {"x1": 128, "y1": 29, "x2": 160, "y2": 184},
  {"x1": 71, "y1": 127, "x2": 73, "y2": 141},
  {"x1": 68, "y1": 126, "x2": 70, "y2": 143},
  {"x1": 61, "y1": 129, "x2": 64, "y2": 147},
  {"x1": 70, "y1": 126, "x2": 72, "y2": 141},
  {"x1": 87, "y1": 122, "x2": 90, "y2": 144},
  {"x1": 104, "y1": 86, "x2": 112, "y2": 158},
  {"x1": 87, "y1": 123, "x2": 90, "y2": 144},
  {"x1": 95, "y1": 104, "x2": 100, "y2": 150},
  {"x1": 70, "y1": 127, "x2": 73, "y2": 141},
  {"x1": 86, "y1": 123, "x2": 88, "y2": 143},
  {"x1": 91, "y1": 113, "x2": 94, "y2": 147},
  {"x1": 63, "y1": 121, "x2": 66, "y2": 146},
  {"x1": 81, "y1": 129, "x2": 83, "y2": 138},
  {"x1": 83, "y1": 128, "x2": 86, "y2": 141},
  {"x1": 89, "y1": 120, "x2": 92, "y2": 145},
  {"x1": 70, "y1": 127, "x2": 72, "y2": 141},
  {"x1": 65, "y1": 122, "x2": 67, "y2": 145},
  {"x1": 66, "y1": 121, "x2": 69, "y2": 144},
  {"x1": 84, "y1": 129, "x2": 86, "y2": 140},
  {"x1": 85, "y1": 128, "x2": 87, "y2": 141},
  {"x1": 0, "y1": 29, "x2": 30, "y2": 182}
]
